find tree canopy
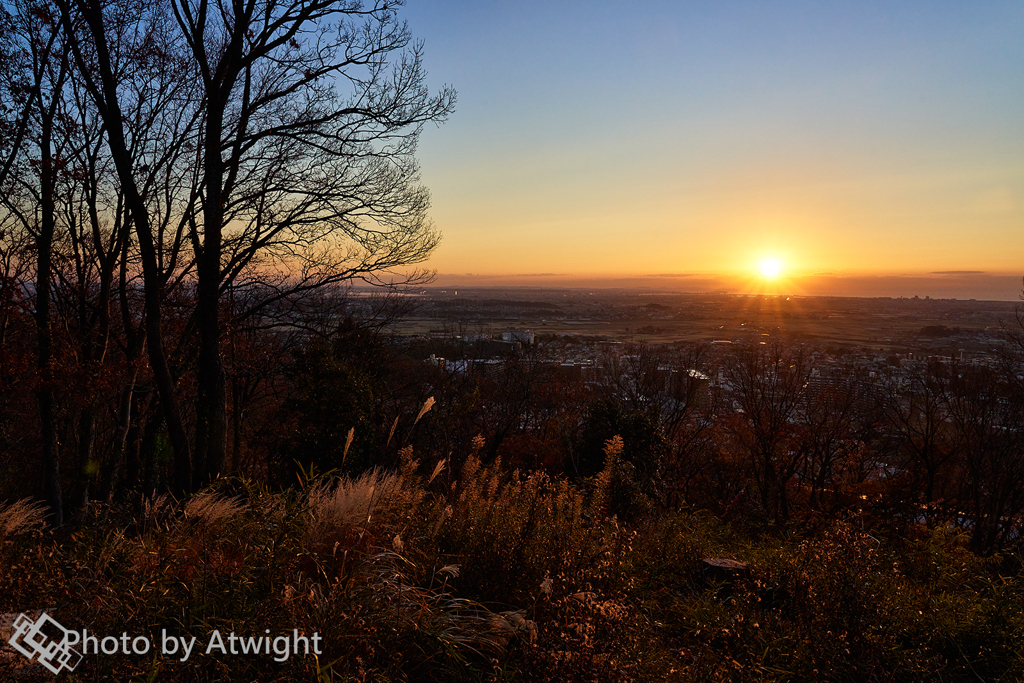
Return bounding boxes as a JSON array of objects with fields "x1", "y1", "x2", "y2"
[{"x1": 0, "y1": 0, "x2": 453, "y2": 520}]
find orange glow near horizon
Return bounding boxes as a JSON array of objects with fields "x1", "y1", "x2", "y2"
[{"x1": 409, "y1": 2, "x2": 1024, "y2": 300}]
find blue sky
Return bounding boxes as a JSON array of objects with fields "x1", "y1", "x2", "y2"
[{"x1": 399, "y1": 1, "x2": 1024, "y2": 297}]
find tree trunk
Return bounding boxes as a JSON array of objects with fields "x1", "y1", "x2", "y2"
[
  {"x1": 72, "y1": 406, "x2": 96, "y2": 515},
  {"x1": 35, "y1": 110, "x2": 61, "y2": 527},
  {"x1": 194, "y1": 97, "x2": 227, "y2": 487},
  {"x1": 140, "y1": 403, "x2": 162, "y2": 497},
  {"x1": 67, "y1": 0, "x2": 193, "y2": 494},
  {"x1": 97, "y1": 367, "x2": 139, "y2": 502}
]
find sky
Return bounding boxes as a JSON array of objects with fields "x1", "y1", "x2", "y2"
[{"x1": 400, "y1": 1, "x2": 1024, "y2": 299}]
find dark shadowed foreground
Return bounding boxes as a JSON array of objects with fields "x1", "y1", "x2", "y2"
[{"x1": 1, "y1": 440, "x2": 1021, "y2": 681}]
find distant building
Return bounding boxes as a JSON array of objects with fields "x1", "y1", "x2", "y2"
[{"x1": 502, "y1": 329, "x2": 534, "y2": 345}]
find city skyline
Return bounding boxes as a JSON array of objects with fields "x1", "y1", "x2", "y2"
[{"x1": 402, "y1": 1, "x2": 1024, "y2": 299}]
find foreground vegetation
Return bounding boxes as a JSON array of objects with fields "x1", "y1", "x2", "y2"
[
  {"x1": 1, "y1": 0, "x2": 1019, "y2": 677},
  {"x1": 2, "y1": 439, "x2": 1021, "y2": 682}
]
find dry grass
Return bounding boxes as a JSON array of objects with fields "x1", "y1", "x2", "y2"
[
  {"x1": 140, "y1": 493, "x2": 175, "y2": 533},
  {"x1": 0, "y1": 448, "x2": 1021, "y2": 681},
  {"x1": 0, "y1": 498, "x2": 47, "y2": 538},
  {"x1": 304, "y1": 468, "x2": 419, "y2": 542},
  {"x1": 183, "y1": 492, "x2": 249, "y2": 526}
]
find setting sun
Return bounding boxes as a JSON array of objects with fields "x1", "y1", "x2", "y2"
[{"x1": 759, "y1": 257, "x2": 783, "y2": 279}]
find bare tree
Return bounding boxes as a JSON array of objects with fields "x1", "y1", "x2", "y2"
[
  {"x1": 794, "y1": 376, "x2": 864, "y2": 515},
  {"x1": 58, "y1": 0, "x2": 202, "y2": 494},
  {"x1": 944, "y1": 364, "x2": 1024, "y2": 554},
  {"x1": 880, "y1": 360, "x2": 958, "y2": 525},
  {"x1": 726, "y1": 341, "x2": 810, "y2": 523},
  {"x1": 0, "y1": 217, "x2": 33, "y2": 348},
  {"x1": 1004, "y1": 277, "x2": 1024, "y2": 403},
  {"x1": 0, "y1": 0, "x2": 71, "y2": 523},
  {"x1": 60, "y1": 0, "x2": 454, "y2": 489},
  {"x1": 0, "y1": 1, "x2": 61, "y2": 189},
  {"x1": 171, "y1": 0, "x2": 453, "y2": 484}
]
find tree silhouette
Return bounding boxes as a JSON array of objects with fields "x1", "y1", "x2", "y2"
[{"x1": 55, "y1": 0, "x2": 454, "y2": 491}]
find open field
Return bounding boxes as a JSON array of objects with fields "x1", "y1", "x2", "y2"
[{"x1": 388, "y1": 287, "x2": 1018, "y2": 351}]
